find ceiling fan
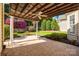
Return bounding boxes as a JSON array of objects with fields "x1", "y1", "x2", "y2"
[{"x1": 32, "y1": 11, "x2": 47, "y2": 20}]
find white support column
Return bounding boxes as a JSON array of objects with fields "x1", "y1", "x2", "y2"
[
  {"x1": 10, "y1": 16, "x2": 14, "y2": 46},
  {"x1": 36, "y1": 21, "x2": 38, "y2": 37}
]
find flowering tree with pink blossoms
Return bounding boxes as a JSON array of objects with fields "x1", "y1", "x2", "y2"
[{"x1": 14, "y1": 20, "x2": 27, "y2": 29}]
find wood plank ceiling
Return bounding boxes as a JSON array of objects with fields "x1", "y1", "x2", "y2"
[{"x1": 9, "y1": 3, "x2": 79, "y2": 20}]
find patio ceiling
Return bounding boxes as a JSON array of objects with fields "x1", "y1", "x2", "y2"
[{"x1": 7, "y1": 3, "x2": 79, "y2": 20}]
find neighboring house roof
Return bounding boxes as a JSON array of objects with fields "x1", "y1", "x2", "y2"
[
  {"x1": 58, "y1": 14, "x2": 66, "y2": 20},
  {"x1": 59, "y1": 19, "x2": 67, "y2": 22}
]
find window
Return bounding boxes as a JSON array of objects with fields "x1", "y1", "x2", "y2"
[{"x1": 70, "y1": 15, "x2": 75, "y2": 34}]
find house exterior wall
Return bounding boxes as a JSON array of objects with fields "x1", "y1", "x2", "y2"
[
  {"x1": 67, "y1": 10, "x2": 79, "y2": 42},
  {"x1": 0, "y1": 4, "x2": 3, "y2": 55},
  {"x1": 58, "y1": 20, "x2": 67, "y2": 31}
]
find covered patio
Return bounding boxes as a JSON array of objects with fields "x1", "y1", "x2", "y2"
[
  {"x1": 4, "y1": 3, "x2": 79, "y2": 45},
  {"x1": 0, "y1": 3, "x2": 79, "y2": 55}
]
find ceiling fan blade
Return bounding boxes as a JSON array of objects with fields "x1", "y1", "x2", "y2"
[
  {"x1": 32, "y1": 16, "x2": 37, "y2": 18},
  {"x1": 38, "y1": 16, "x2": 42, "y2": 19},
  {"x1": 41, "y1": 15, "x2": 47, "y2": 17},
  {"x1": 32, "y1": 14, "x2": 36, "y2": 16},
  {"x1": 38, "y1": 11, "x2": 43, "y2": 15}
]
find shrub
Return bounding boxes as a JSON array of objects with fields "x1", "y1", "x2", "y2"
[
  {"x1": 45, "y1": 32, "x2": 67, "y2": 40},
  {"x1": 4, "y1": 25, "x2": 21, "y2": 40},
  {"x1": 4, "y1": 25, "x2": 10, "y2": 40},
  {"x1": 70, "y1": 40, "x2": 77, "y2": 45}
]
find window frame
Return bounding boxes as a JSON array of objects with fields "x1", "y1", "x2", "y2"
[{"x1": 69, "y1": 14, "x2": 75, "y2": 34}]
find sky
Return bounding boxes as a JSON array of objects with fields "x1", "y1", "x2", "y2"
[{"x1": 53, "y1": 14, "x2": 66, "y2": 20}]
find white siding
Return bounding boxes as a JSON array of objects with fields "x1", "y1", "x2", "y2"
[{"x1": 67, "y1": 10, "x2": 79, "y2": 41}]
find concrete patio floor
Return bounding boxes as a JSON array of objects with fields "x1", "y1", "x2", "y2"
[
  {"x1": 2, "y1": 37, "x2": 79, "y2": 56},
  {"x1": 4, "y1": 35, "x2": 40, "y2": 48}
]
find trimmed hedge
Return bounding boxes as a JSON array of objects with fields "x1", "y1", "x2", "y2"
[
  {"x1": 44, "y1": 32, "x2": 79, "y2": 46},
  {"x1": 44, "y1": 32, "x2": 67, "y2": 41}
]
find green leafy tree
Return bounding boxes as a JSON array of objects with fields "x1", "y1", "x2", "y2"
[
  {"x1": 4, "y1": 4, "x2": 10, "y2": 19},
  {"x1": 27, "y1": 21, "x2": 33, "y2": 26},
  {"x1": 51, "y1": 19, "x2": 60, "y2": 31},
  {"x1": 46, "y1": 20, "x2": 51, "y2": 30},
  {"x1": 38, "y1": 20, "x2": 42, "y2": 30},
  {"x1": 4, "y1": 4, "x2": 10, "y2": 13},
  {"x1": 41, "y1": 19, "x2": 46, "y2": 30}
]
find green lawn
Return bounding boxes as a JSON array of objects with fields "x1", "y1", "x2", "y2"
[
  {"x1": 14, "y1": 31, "x2": 51, "y2": 36},
  {"x1": 14, "y1": 31, "x2": 67, "y2": 43},
  {"x1": 14, "y1": 31, "x2": 66, "y2": 37},
  {"x1": 26, "y1": 31, "x2": 53, "y2": 36}
]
